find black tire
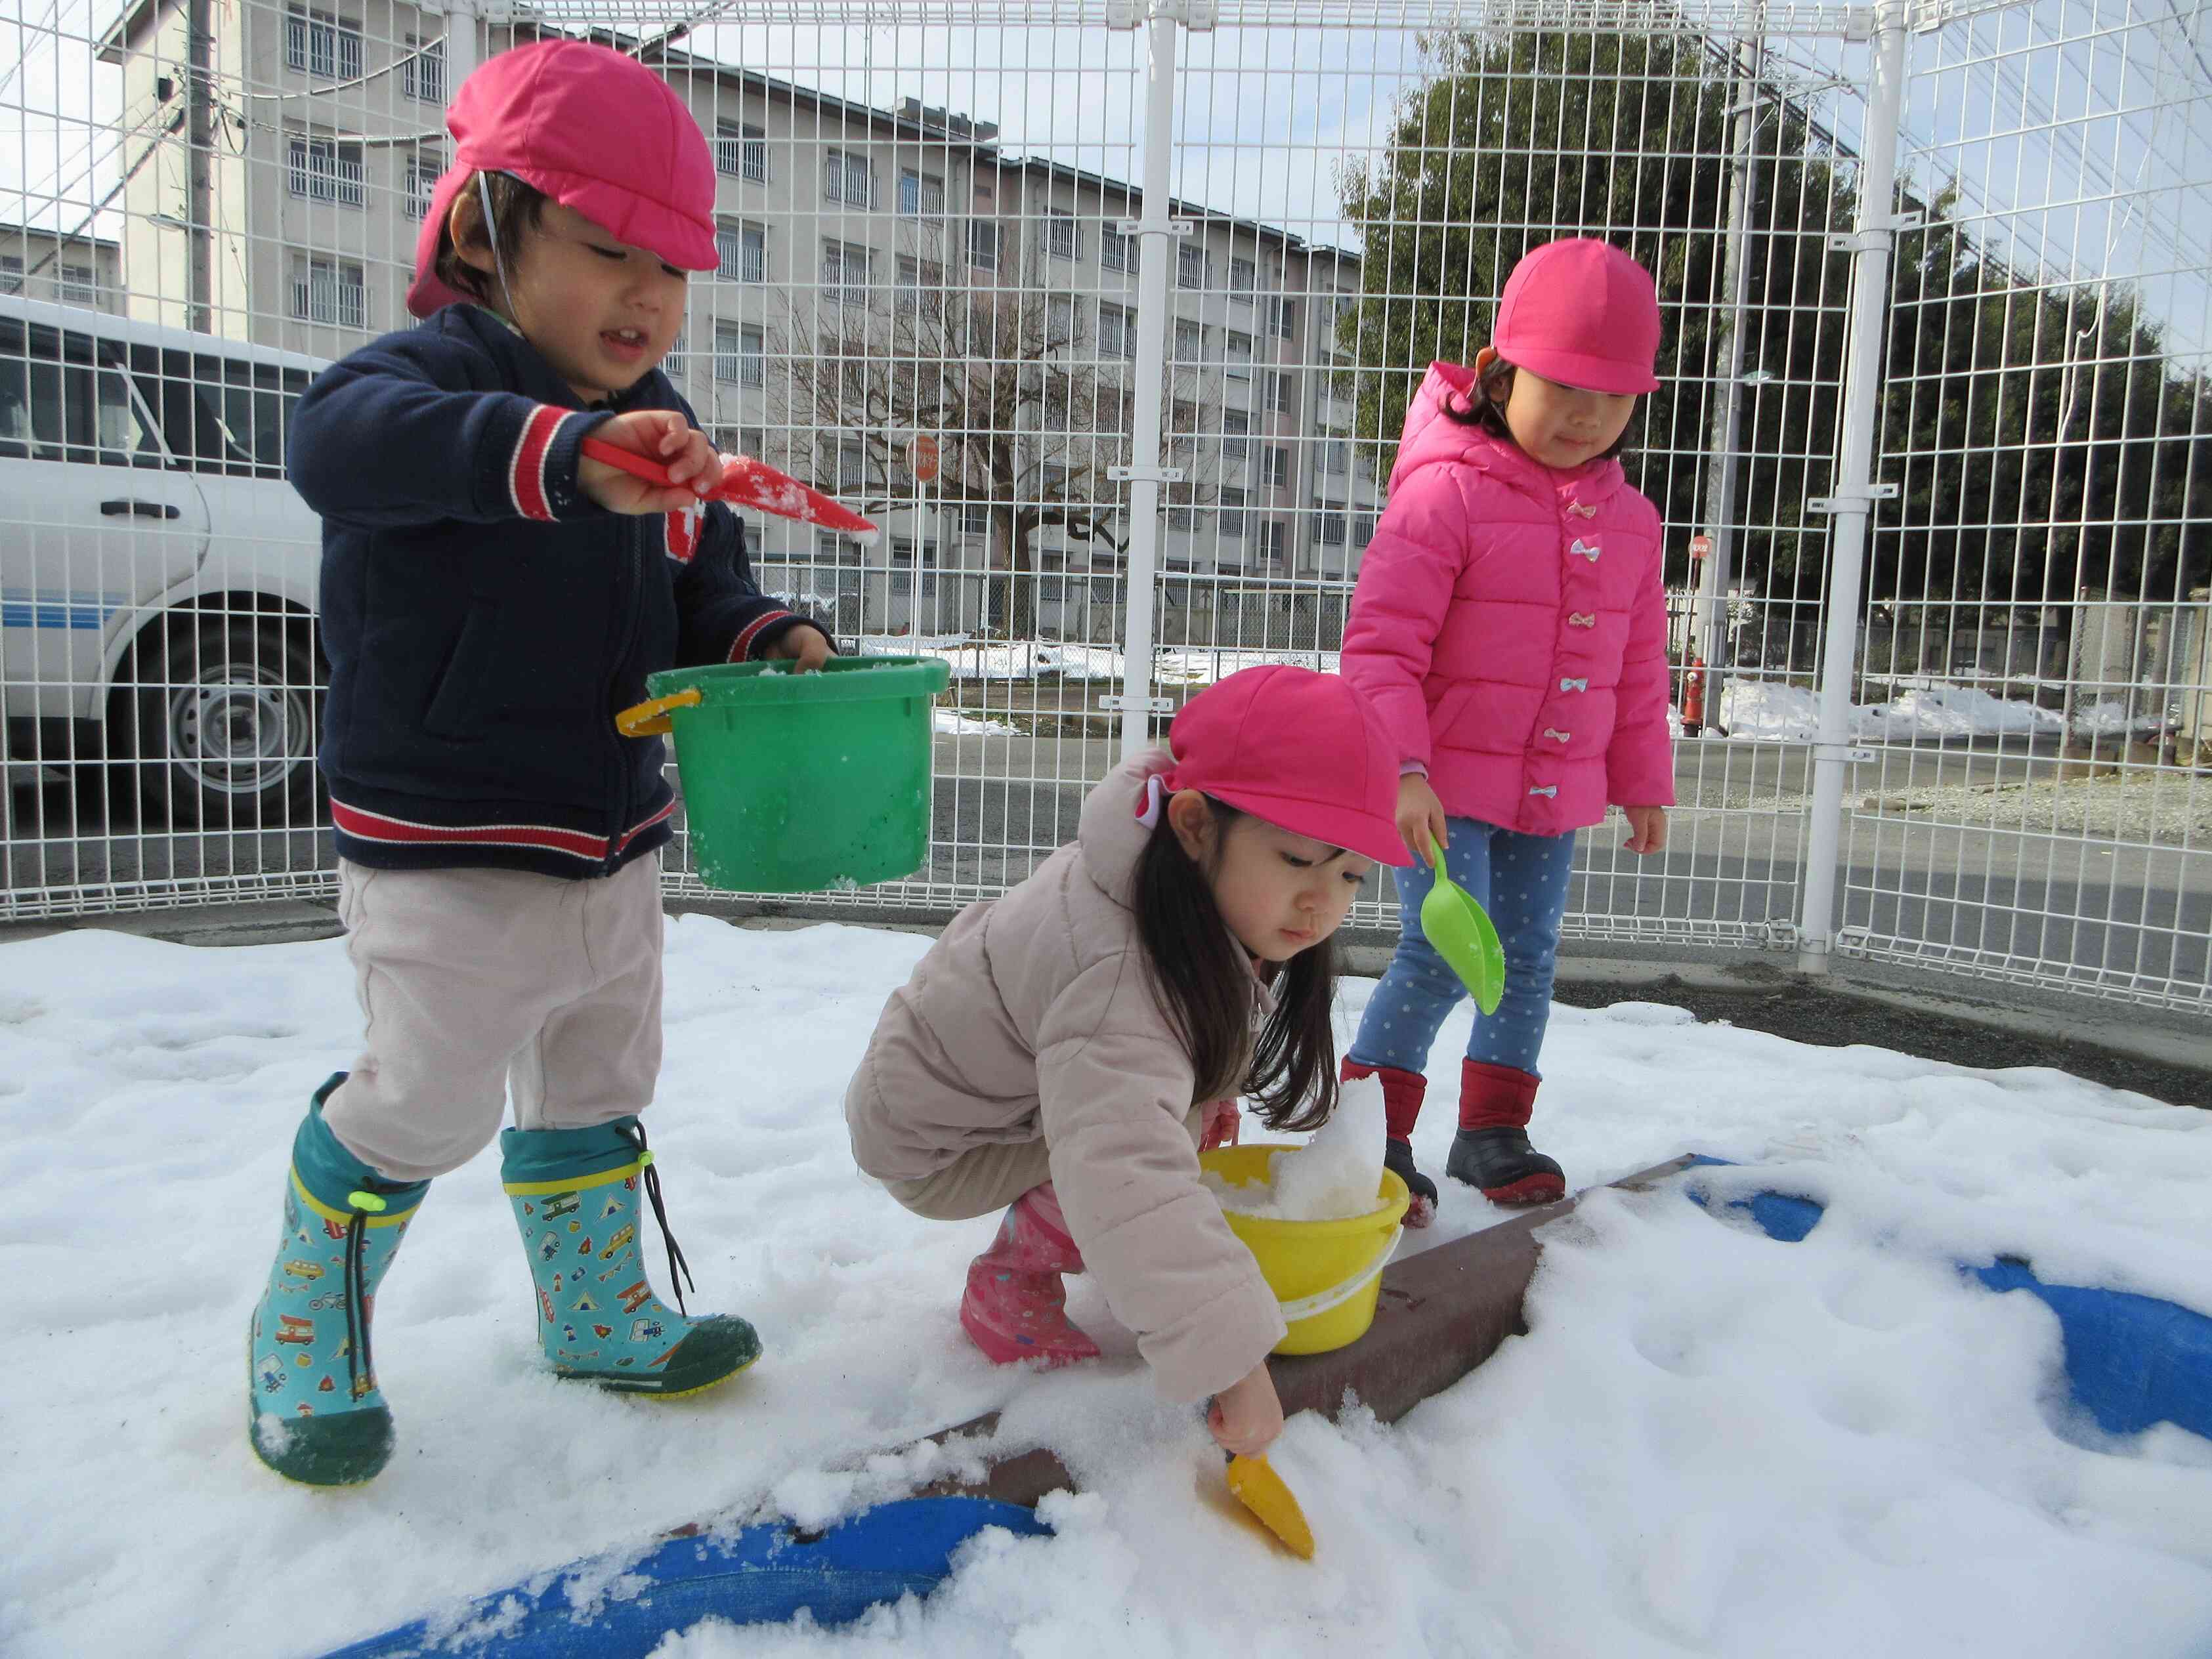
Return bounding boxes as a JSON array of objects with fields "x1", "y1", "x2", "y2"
[{"x1": 116, "y1": 615, "x2": 321, "y2": 828}]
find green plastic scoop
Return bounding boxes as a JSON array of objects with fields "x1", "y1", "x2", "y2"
[{"x1": 1417, "y1": 835, "x2": 1506, "y2": 1015}]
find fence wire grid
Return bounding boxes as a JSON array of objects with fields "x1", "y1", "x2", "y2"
[{"x1": 2, "y1": 0, "x2": 2206, "y2": 1014}]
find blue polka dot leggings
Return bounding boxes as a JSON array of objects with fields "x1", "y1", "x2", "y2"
[{"x1": 1349, "y1": 816, "x2": 1579, "y2": 1080}]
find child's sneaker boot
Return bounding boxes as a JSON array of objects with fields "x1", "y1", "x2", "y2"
[
  {"x1": 246, "y1": 1072, "x2": 429, "y2": 1486},
  {"x1": 501, "y1": 1120, "x2": 760, "y2": 1397},
  {"x1": 1444, "y1": 1060, "x2": 1565, "y2": 1206},
  {"x1": 960, "y1": 1183, "x2": 1102, "y2": 1367},
  {"x1": 1342, "y1": 1059, "x2": 1438, "y2": 1227}
]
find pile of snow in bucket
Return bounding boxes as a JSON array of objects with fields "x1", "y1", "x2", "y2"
[{"x1": 1204, "y1": 1074, "x2": 1389, "y2": 1221}]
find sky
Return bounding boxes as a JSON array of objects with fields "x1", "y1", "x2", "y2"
[{"x1": 2, "y1": 0, "x2": 2206, "y2": 355}]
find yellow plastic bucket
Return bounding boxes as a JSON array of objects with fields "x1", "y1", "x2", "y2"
[{"x1": 1199, "y1": 1144, "x2": 1411, "y2": 1355}]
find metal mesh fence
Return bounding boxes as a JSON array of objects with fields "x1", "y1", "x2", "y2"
[{"x1": 3, "y1": 0, "x2": 2206, "y2": 1012}]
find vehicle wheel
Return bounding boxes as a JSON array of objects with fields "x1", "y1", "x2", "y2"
[{"x1": 116, "y1": 616, "x2": 321, "y2": 828}]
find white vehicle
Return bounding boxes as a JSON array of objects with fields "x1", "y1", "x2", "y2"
[{"x1": 0, "y1": 295, "x2": 329, "y2": 824}]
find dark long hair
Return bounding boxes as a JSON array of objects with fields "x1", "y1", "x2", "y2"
[
  {"x1": 1130, "y1": 797, "x2": 1340, "y2": 1133},
  {"x1": 1441, "y1": 351, "x2": 1636, "y2": 461}
]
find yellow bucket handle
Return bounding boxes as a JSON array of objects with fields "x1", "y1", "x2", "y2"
[
  {"x1": 1272, "y1": 1227, "x2": 1401, "y2": 1325},
  {"x1": 614, "y1": 688, "x2": 702, "y2": 738}
]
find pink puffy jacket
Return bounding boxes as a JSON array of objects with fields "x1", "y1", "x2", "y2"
[{"x1": 1342, "y1": 362, "x2": 1676, "y2": 839}]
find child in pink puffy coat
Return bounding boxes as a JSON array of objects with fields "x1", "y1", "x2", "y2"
[{"x1": 1340, "y1": 238, "x2": 1676, "y2": 1224}]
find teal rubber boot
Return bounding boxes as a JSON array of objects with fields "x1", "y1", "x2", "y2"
[
  {"x1": 247, "y1": 1074, "x2": 429, "y2": 1486},
  {"x1": 501, "y1": 1119, "x2": 760, "y2": 1396}
]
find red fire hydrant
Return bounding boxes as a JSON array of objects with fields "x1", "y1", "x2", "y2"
[{"x1": 1682, "y1": 656, "x2": 1707, "y2": 736}]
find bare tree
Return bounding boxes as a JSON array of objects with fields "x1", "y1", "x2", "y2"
[{"x1": 766, "y1": 236, "x2": 1223, "y2": 640}]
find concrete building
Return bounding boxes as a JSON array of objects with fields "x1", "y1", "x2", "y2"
[
  {"x1": 91, "y1": 1, "x2": 1384, "y2": 642},
  {"x1": 0, "y1": 228, "x2": 125, "y2": 314}
]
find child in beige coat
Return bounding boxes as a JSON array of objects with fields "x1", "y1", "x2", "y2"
[{"x1": 845, "y1": 666, "x2": 1409, "y2": 1456}]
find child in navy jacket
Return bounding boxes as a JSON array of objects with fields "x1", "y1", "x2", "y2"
[{"x1": 245, "y1": 39, "x2": 829, "y2": 1486}]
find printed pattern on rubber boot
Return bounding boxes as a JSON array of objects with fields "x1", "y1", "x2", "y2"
[
  {"x1": 247, "y1": 1074, "x2": 429, "y2": 1486},
  {"x1": 502, "y1": 1120, "x2": 760, "y2": 1397},
  {"x1": 959, "y1": 1184, "x2": 1101, "y2": 1368}
]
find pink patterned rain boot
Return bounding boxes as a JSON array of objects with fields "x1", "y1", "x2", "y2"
[{"x1": 958, "y1": 1183, "x2": 1103, "y2": 1368}]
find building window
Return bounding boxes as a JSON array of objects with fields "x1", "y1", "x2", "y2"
[
  {"x1": 962, "y1": 501, "x2": 989, "y2": 536},
  {"x1": 822, "y1": 240, "x2": 870, "y2": 305},
  {"x1": 740, "y1": 425, "x2": 766, "y2": 459},
  {"x1": 823, "y1": 150, "x2": 875, "y2": 207},
  {"x1": 718, "y1": 219, "x2": 765, "y2": 284},
  {"x1": 1221, "y1": 408, "x2": 1248, "y2": 459},
  {"x1": 289, "y1": 253, "x2": 366, "y2": 328},
  {"x1": 715, "y1": 322, "x2": 764, "y2": 387},
  {"x1": 1324, "y1": 438, "x2": 1349, "y2": 474},
  {"x1": 0, "y1": 255, "x2": 22, "y2": 294},
  {"x1": 899, "y1": 169, "x2": 945, "y2": 216},
  {"x1": 57, "y1": 264, "x2": 99, "y2": 306},
  {"x1": 287, "y1": 137, "x2": 365, "y2": 207},
  {"x1": 838, "y1": 441, "x2": 866, "y2": 493},
  {"x1": 968, "y1": 220, "x2": 999, "y2": 272},
  {"x1": 1046, "y1": 294, "x2": 1077, "y2": 346},
  {"x1": 716, "y1": 121, "x2": 769, "y2": 181},
  {"x1": 1225, "y1": 329, "x2": 1253, "y2": 380},
  {"x1": 717, "y1": 121, "x2": 769, "y2": 182},
  {"x1": 1260, "y1": 520, "x2": 1288, "y2": 568},
  {"x1": 1353, "y1": 513, "x2": 1377, "y2": 547},
  {"x1": 1046, "y1": 208, "x2": 1080, "y2": 262},
  {"x1": 1100, "y1": 224, "x2": 1136, "y2": 274},
  {"x1": 1262, "y1": 446, "x2": 1289, "y2": 488},
  {"x1": 1219, "y1": 486, "x2": 1246, "y2": 537},
  {"x1": 1311, "y1": 501, "x2": 1346, "y2": 547},
  {"x1": 1267, "y1": 371, "x2": 1294, "y2": 415},
  {"x1": 1173, "y1": 319, "x2": 1202, "y2": 363},
  {"x1": 1228, "y1": 257, "x2": 1256, "y2": 301},
  {"x1": 1098, "y1": 303, "x2": 1135, "y2": 360},
  {"x1": 1266, "y1": 296, "x2": 1295, "y2": 339},
  {"x1": 402, "y1": 152, "x2": 439, "y2": 220},
  {"x1": 286, "y1": 8, "x2": 362, "y2": 79},
  {"x1": 1177, "y1": 243, "x2": 1206, "y2": 289},
  {"x1": 665, "y1": 328, "x2": 688, "y2": 373},
  {"x1": 400, "y1": 33, "x2": 443, "y2": 102}
]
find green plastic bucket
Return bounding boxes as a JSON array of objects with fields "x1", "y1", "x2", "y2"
[{"x1": 624, "y1": 655, "x2": 951, "y2": 894}]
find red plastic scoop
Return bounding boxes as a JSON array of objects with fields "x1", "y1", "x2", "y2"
[{"x1": 581, "y1": 436, "x2": 877, "y2": 536}]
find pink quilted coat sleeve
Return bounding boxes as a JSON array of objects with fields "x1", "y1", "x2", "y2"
[
  {"x1": 1605, "y1": 495, "x2": 1676, "y2": 808},
  {"x1": 1340, "y1": 467, "x2": 1465, "y2": 770}
]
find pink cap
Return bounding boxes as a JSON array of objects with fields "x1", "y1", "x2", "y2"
[
  {"x1": 1161, "y1": 666, "x2": 1410, "y2": 867},
  {"x1": 1493, "y1": 238, "x2": 1662, "y2": 395},
  {"x1": 407, "y1": 40, "x2": 719, "y2": 319}
]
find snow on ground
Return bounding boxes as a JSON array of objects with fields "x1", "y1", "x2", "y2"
[
  {"x1": 1715, "y1": 679, "x2": 2087, "y2": 745},
  {"x1": 930, "y1": 707, "x2": 1019, "y2": 738},
  {"x1": 860, "y1": 635, "x2": 1342, "y2": 687},
  {"x1": 2, "y1": 921, "x2": 2209, "y2": 1658}
]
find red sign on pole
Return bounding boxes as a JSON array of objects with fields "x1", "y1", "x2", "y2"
[
  {"x1": 908, "y1": 433, "x2": 941, "y2": 484},
  {"x1": 1689, "y1": 533, "x2": 1712, "y2": 562}
]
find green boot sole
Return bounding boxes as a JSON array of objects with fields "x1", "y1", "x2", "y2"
[
  {"x1": 551, "y1": 1314, "x2": 762, "y2": 1397},
  {"x1": 247, "y1": 1389, "x2": 396, "y2": 1486}
]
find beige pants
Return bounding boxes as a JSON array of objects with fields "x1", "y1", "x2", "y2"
[
  {"x1": 885, "y1": 1102, "x2": 1208, "y2": 1223},
  {"x1": 320, "y1": 855, "x2": 665, "y2": 1183}
]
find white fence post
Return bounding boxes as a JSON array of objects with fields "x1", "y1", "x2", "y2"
[
  {"x1": 1107, "y1": 3, "x2": 1181, "y2": 759},
  {"x1": 1797, "y1": 0, "x2": 1909, "y2": 975}
]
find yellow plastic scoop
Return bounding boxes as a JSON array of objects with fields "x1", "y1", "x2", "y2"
[
  {"x1": 1225, "y1": 1453, "x2": 1315, "y2": 1559},
  {"x1": 1417, "y1": 835, "x2": 1505, "y2": 1015}
]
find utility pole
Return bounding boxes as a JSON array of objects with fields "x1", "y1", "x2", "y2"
[{"x1": 185, "y1": 0, "x2": 213, "y2": 331}]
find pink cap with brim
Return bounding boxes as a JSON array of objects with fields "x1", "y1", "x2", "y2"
[
  {"x1": 1493, "y1": 238, "x2": 1663, "y2": 396},
  {"x1": 406, "y1": 39, "x2": 719, "y2": 319},
  {"x1": 1160, "y1": 665, "x2": 1411, "y2": 868}
]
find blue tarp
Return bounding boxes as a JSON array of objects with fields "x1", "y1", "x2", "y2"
[
  {"x1": 324, "y1": 1496, "x2": 1052, "y2": 1658},
  {"x1": 1684, "y1": 1156, "x2": 2212, "y2": 1440}
]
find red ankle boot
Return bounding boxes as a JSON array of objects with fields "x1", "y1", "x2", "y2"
[{"x1": 1443, "y1": 1060, "x2": 1565, "y2": 1206}]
